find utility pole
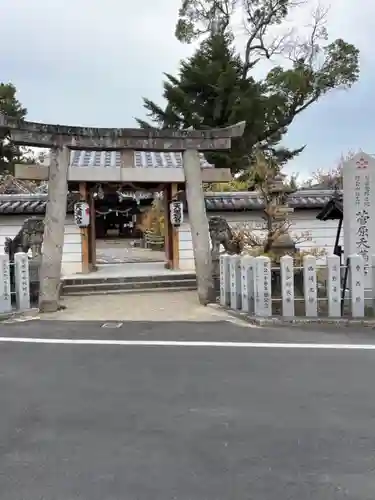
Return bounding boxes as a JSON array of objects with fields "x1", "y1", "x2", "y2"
[
  {"x1": 183, "y1": 149, "x2": 216, "y2": 305},
  {"x1": 38, "y1": 146, "x2": 69, "y2": 312}
]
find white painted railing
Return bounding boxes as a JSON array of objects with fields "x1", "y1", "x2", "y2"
[
  {"x1": 0, "y1": 252, "x2": 31, "y2": 314},
  {"x1": 220, "y1": 253, "x2": 371, "y2": 319}
]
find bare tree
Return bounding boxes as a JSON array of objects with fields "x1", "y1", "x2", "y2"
[
  {"x1": 174, "y1": 0, "x2": 359, "y2": 152},
  {"x1": 304, "y1": 150, "x2": 358, "y2": 189}
]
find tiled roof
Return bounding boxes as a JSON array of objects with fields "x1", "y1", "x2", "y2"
[
  {"x1": 70, "y1": 151, "x2": 122, "y2": 168},
  {"x1": 0, "y1": 189, "x2": 337, "y2": 215},
  {"x1": 69, "y1": 151, "x2": 212, "y2": 168},
  {"x1": 0, "y1": 194, "x2": 77, "y2": 214},
  {"x1": 203, "y1": 189, "x2": 336, "y2": 211},
  {"x1": 316, "y1": 193, "x2": 343, "y2": 221}
]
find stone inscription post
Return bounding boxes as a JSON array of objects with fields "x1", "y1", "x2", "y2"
[
  {"x1": 280, "y1": 255, "x2": 295, "y2": 317},
  {"x1": 0, "y1": 253, "x2": 12, "y2": 313},
  {"x1": 254, "y1": 256, "x2": 272, "y2": 317},
  {"x1": 348, "y1": 253, "x2": 364, "y2": 318},
  {"x1": 229, "y1": 255, "x2": 241, "y2": 310},
  {"x1": 327, "y1": 255, "x2": 341, "y2": 317},
  {"x1": 0, "y1": 114, "x2": 245, "y2": 312},
  {"x1": 241, "y1": 255, "x2": 255, "y2": 314},
  {"x1": 303, "y1": 255, "x2": 317, "y2": 317},
  {"x1": 14, "y1": 252, "x2": 31, "y2": 311},
  {"x1": 343, "y1": 152, "x2": 375, "y2": 288},
  {"x1": 219, "y1": 253, "x2": 230, "y2": 307}
]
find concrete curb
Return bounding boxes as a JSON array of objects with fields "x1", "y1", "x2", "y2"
[
  {"x1": 0, "y1": 308, "x2": 40, "y2": 323},
  {"x1": 212, "y1": 305, "x2": 375, "y2": 328}
]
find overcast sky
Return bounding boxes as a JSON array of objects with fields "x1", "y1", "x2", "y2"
[{"x1": 0, "y1": 0, "x2": 373, "y2": 179}]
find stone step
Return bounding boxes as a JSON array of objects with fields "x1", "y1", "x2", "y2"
[
  {"x1": 62, "y1": 284, "x2": 198, "y2": 297},
  {"x1": 62, "y1": 273, "x2": 196, "y2": 286},
  {"x1": 62, "y1": 278, "x2": 197, "y2": 296}
]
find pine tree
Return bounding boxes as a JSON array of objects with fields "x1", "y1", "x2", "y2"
[
  {"x1": 136, "y1": 34, "x2": 301, "y2": 173},
  {"x1": 0, "y1": 83, "x2": 27, "y2": 173}
]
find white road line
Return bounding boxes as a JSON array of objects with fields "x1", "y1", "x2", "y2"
[{"x1": 0, "y1": 337, "x2": 374, "y2": 349}]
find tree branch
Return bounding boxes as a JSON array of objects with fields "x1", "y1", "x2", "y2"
[
  {"x1": 285, "y1": 4, "x2": 329, "y2": 68},
  {"x1": 241, "y1": 0, "x2": 306, "y2": 78}
]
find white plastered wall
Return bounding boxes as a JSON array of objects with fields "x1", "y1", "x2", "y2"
[
  {"x1": 178, "y1": 210, "x2": 342, "y2": 270},
  {"x1": 0, "y1": 214, "x2": 82, "y2": 275}
]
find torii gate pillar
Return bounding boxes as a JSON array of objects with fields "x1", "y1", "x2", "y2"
[
  {"x1": 183, "y1": 149, "x2": 215, "y2": 304},
  {"x1": 0, "y1": 115, "x2": 245, "y2": 312},
  {"x1": 40, "y1": 146, "x2": 70, "y2": 312}
]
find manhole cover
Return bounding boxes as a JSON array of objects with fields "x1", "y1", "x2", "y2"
[{"x1": 101, "y1": 322, "x2": 123, "y2": 328}]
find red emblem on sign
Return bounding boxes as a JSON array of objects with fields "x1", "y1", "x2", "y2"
[{"x1": 356, "y1": 157, "x2": 368, "y2": 169}]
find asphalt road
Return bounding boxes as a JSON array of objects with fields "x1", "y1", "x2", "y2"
[{"x1": 1, "y1": 320, "x2": 375, "y2": 499}]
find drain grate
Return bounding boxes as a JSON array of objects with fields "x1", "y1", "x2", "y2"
[{"x1": 101, "y1": 322, "x2": 123, "y2": 328}]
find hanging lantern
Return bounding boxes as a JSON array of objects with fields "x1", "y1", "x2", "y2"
[
  {"x1": 169, "y1": 201, "x2": 183, "y2": 227},
  {"x1": 74, "y1": 201, "x2": 90, "y2": 228},
  {"x1": 97, "y1": 185, "x2": 105, "y2": 199}
]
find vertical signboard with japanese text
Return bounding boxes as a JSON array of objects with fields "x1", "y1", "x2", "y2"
[
  {"x1": 303, "y1": 255, "x2": 317, "y2": 317},
  {"x1": 280, "y1": 255, "x2": 294, "y2": 317},
  {"x1": 343, "y1": 152, "x2": 375, "y2": 288}
]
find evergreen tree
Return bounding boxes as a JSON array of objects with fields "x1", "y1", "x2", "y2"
[
  {"x1": 137, "y1": 34, "x2": 300, "y2": 173},
  {"x1": 0, "y1": 83, "x2": 27, "y2": 173}
]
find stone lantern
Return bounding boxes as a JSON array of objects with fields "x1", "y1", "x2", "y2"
[{"x1": 264, "y1": 172, "x2": 296, "y2": 259}]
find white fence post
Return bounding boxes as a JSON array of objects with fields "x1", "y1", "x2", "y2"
[
  {"x1": 280, "y1": 255, "x2": 294, "y2": 317},
  {"x1": 0, "y1": 253, "x2": 12, "y2": 313},
  {"x1": 303, "y1": 255, "x2": 318, "y2": 317},
  {"x1": 241, "y1": 256, "x2": 255, "y2": 314},
  {"x1": 254, "y1": 256, "x2": 272, "y2": 317},
  {"x1": 327, "y1": 255, "x2": 341, "y2": 317},
  {"x1": 349, "y1": 254, "x2": 364, "y2": 318},
  {"x1": 219, "y1": 254, "x2": 230, "y2": 307},
  {"x1": 14, "y1": 252, "x2": 30, "y2": 311},
  {"x1": 229, "y1": 255, "x2": 241, "y2": 310}
]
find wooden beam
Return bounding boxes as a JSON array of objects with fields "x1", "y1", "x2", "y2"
[
  {"x1": 89, "y1": 188, "x2": 97, "y2": 271},
  {"x1": 79, "y1": 182, "x2": 90, "y2": 274},
  {"x1": 171, "y1": 183, "x2": 180, "y2": 270}
]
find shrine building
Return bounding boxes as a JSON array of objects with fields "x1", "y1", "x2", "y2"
[{"x1": 0, "y1": 158, "x2": 342, "y2": 276}]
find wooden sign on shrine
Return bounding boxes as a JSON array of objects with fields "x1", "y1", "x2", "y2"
[{"x1": 0, "y1": 114, "x2": 245, "y2": 312}]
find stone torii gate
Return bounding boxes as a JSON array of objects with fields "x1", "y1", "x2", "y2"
[{"x1": 0, "y1": 114, "x2": 245, "y2": 312}]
